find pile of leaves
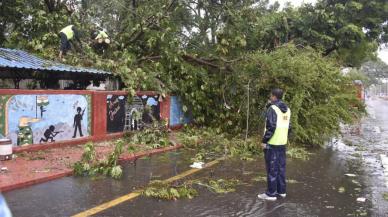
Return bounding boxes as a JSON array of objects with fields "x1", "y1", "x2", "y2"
[
  {"x1": 143, "y1": 180, "x2": 198, "y2": 200},
  {"x1": 194, "y1": 178, "x2": 240, "y2": 194},
  {"x1": 142, "y1": 178, "x2": 241, "y2": 200},
  {"x1": 73, "y1": 140, "x2": 124, "y2": 179},
  {"x1": 177, "y1": 127, "x2": 311, "y2": 161},
  {"x1": 72, "y1": 122, "x2": 175, "y2": 179},
  {"x1": 177, "y1": 127, "x2": 262, "y2": 161},
  {"x1": 126, "y1": 122, "x2": 172, "y2": 152}
]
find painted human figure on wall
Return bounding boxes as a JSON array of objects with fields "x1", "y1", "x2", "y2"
[
  {"x1": 73, "y1": 107, "x2": 85, "y2": 138},
  {"x1": 40, "y1": 105, "x2": 46, "y2": 118},
  {"x1": 40, "y1": 125, "x2": 62, "y2": 143},
  {"x1": 37, "y1": 95, "x2": 49, "y2": 118}
]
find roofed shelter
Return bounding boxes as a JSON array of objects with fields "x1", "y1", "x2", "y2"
[{"x1": 0, "y1": 48, "x2": 119, "y2": 90}]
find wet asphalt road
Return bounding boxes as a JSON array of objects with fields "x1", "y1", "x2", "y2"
[
  {"x1": 339, "y1": 97, "x2": 388, "y2": 216},
  {"x1": 4, "y1": 98, "x2": 388, "y2": 217}
]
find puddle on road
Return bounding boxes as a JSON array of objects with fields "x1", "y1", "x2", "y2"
[
  {"x1": 4, "y1": 145, "x2": 374, "y2": 217},
  {"x1": 336, "y1": 98, "x2": 388, "y2": 216},
  {"x1": 95, "y1": 148, "x2": 372, "y2": 217}
]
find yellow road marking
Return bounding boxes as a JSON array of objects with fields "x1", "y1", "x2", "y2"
[{"x1": 72, "y1": 157, "x2": 224, "y2": 217}]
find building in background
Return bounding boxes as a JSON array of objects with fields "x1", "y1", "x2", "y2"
[{"x1": 0, "y1": 48, "x2": 120, "y2": 90}]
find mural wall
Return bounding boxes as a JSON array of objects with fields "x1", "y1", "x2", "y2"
[
  {"x1": 106, "y1": 95, "x2": 127, "y2": 133},
  {"x1": 106, "y1": 94, "x2": 160, "y2": 133},
  {"x1": 0, "y1": 94, "x2": 90, "y2": 146},
  {"x1": 169, "y1": 96, "x2": 191, "y2": 127}
]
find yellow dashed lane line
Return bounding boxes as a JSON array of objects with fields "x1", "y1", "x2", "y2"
[{"x1": 71, "y1": 157, "x2": 224, "y2": 217}]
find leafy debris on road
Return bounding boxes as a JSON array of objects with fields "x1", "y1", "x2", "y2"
[
  {"x1": 194, "y1": 178, "x2": 240, "y2": 194},
  {"x1": 177, "y1": 127, "x2": 311, "y2": 162},
  {"x1": 143, "y1": 180, "x2": 198, "y2": 200},
  {"x1": 73, "y1": 140, "x2": 124, "y2": 179},
  {"x1": 143, "y1": 178, "x2": 242, "y2": 200}
]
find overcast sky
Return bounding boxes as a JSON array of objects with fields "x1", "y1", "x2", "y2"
[{"x1": 269, "y1": 0, "x2": 388, "y2": 64}]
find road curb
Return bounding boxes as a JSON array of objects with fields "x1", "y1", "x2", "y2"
[{"x1": 1, "y1": 144, "x2": 183, "y2": 192}]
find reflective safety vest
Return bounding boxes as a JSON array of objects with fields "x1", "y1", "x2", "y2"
[
  {"x1": 267, "y1": 105, "x2": 291, "y2": 146},
  {"x1": 60, "y1": 25, "x2": 74, "y2": 40},
  {"x1": 95, "y1": 30, "x2": 108, "y2": 40}
]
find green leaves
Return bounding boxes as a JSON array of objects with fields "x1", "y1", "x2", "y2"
[
  {"x1": 2, "y1": 0, "x2": 374, "y2": 147},
  {"x1": 73, "y1": 141, "x2": 124, "y2": 179},
  {"x1": 143, "y1": 180, "x2": 198, "y2": 200}
]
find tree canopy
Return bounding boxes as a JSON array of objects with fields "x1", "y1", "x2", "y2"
[{"x1": 1, "y1": 0, "x2": 385, "y2": 146}]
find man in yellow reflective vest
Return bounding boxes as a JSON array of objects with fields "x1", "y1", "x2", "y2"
[
  {"x1": 258, "y1": 88, "x2": 291, "y2": 201},
  {"x1": 91, "y1": 28, "x2": 110, "y2": 54},
  {"x1": 59, "y1": 25, "x2": 82, "y2": 59}
]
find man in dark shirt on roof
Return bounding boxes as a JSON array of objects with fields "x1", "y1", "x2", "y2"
[{"x1": 59, "y1": 25, "x2": 82, "y2": 59}]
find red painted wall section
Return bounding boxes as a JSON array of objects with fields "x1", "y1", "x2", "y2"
[
  {"x1": 92, "y1": 92, "x2": 108, "y2": 140},
  {"x1": 160, "y1": 95, "x2": 171, "y2": 125}
]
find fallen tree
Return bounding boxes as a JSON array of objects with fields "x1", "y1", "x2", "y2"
[{"x1": 3, "y1": 0, "x2": 383, "y2": 146}]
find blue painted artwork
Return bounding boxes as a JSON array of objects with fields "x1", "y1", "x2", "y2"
[
  {"x1": 6, "y1": 94, "x2": 89, "y2": 146},
  {"x1": 169, "y1": 96, "x2": 191, "y2": 127}
]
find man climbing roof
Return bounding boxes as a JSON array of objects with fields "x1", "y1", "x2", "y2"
[
  {"x1": 91, "y1": 28, "x2": 110, "y2": 54},
  {"x1": 58, "y1": 25, "x2": 82, "y2": 59}
]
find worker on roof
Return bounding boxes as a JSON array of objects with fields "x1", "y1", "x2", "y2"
[
  {"x1": 58, "y1": 25, "x2": 82, "y2": 59},
  {"x1": 90, "y1": 27, "x2": 110, "y2": 54},
  {"x1": 258, "y1": 88, "x2": 292, "y2": 201}
]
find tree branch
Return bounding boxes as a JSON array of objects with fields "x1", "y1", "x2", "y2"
[{"x1": 136, "y1": 53, "x2": 244, "y2": 72}]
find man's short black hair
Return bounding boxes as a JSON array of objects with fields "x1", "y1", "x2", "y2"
[{"x1": 271, "y1": 88, "x2": 284, "y2": 100}]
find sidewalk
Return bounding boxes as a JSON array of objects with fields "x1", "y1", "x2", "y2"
[{"x1": 0, "y1": 138, "x2": 182, "y2": 192}]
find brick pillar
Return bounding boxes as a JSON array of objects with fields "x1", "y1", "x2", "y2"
[
  {"x1": 159, "y1": 95, "x2": 171, "y2": 127},
  {"x1": 92, "y1": 91, "x2": 107, "y2": 139}
]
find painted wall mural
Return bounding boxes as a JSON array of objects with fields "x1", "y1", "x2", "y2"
[
  {"x1": 169, "y1": 96, "x2": 191, "y2": 127},
  {"x1": 106, "y1": 94, "x2": 160, "y2": 133},
  {"x1": 106, "y1": 95, "x2": 127, "y2": 133},
  {"x1": 0, "y1": 94, "x2": 90, "y2": 146}
]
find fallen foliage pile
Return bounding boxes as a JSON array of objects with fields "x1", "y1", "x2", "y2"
[{"x1": 143, "y1": 178, "x2": 241, "y2": 200}]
